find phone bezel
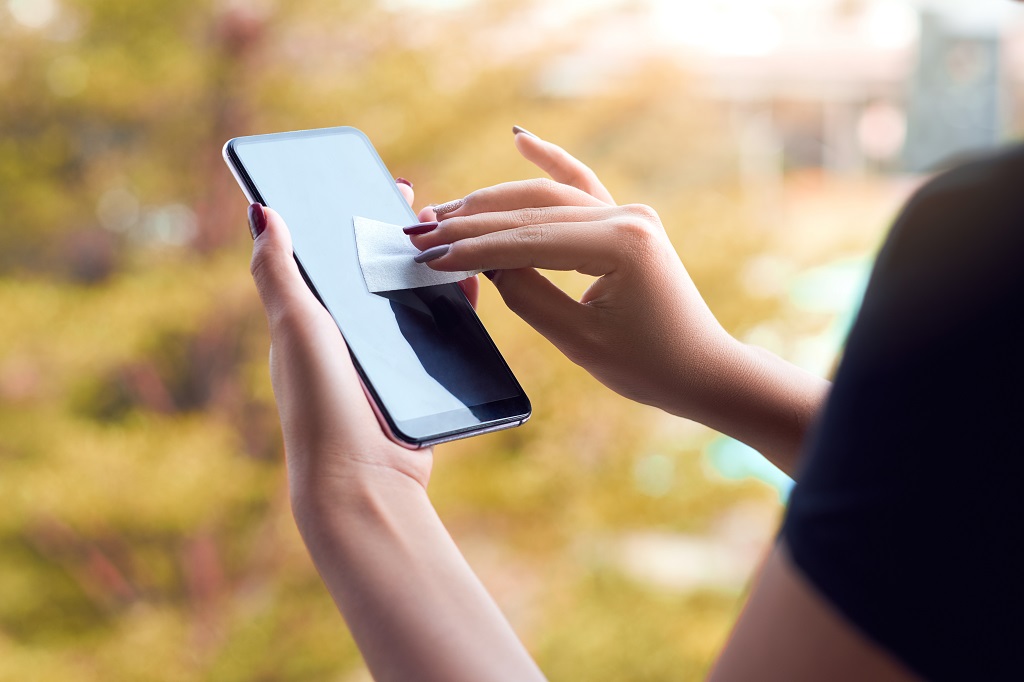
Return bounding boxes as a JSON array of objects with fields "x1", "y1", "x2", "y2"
[{"x1": 223, "y1": 126, "x2": 531, "y2": 448}]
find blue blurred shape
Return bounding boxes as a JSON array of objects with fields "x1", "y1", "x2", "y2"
[{"x1": 705, "y1": 437, "x2": 794, "y2": 501}]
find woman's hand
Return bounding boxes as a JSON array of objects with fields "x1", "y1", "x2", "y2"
[
  {"x1": 412, "y1": 180, "x2": 739, "y2": 423},
  {"x1": 410, "y1": 130, "x2": 829, "y2": 472},
  {"x1": 247, "y1": 196, "x2": 433, "y2": 512},
  {"x1": 246, "y1": 188, "x2": 545, "y2": 682},
  {"x1": 246, "y1": 183, "x2": 544, "y2": 675}
]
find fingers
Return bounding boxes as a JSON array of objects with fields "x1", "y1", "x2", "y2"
[
  {"x1": 412, "y1": 202, "x2": 665, "y2": 277},
  {"x1": 249, "y1": 204, "x2": 370, "y2": 427},
  {"x1": 512, "y1": 129, "x2": 616, "y2": 205},
  {"x1": 418, "y1": 205, "x2": 436, "y2": 222},
  {"x1": 432, "y1": 178, "x2": 606, "y2": 221},
  {"x1": 251, "y1": 206, "x2": 311, "y2": 321},
  {"x1": 457, "y1": 275, "x2": 480, "y2": 309},
  {"x1": 396, "y1": 180, "x2": 415, "y2": 208},
  {"x1": 396, "y1": 179, "x2": 480, "y2": 308},
  {"x1": 409, "y1": 204, "x2": 619, "y2": 251},
  {"x1": 486, "y1": 267, "x2": 594, "y2": 356},
  {"x1": 249, "y1": 205, "x2": 331, "y2": 336},
  {"x1": 418, "y1": 218, "x2": 633, "y2": 277}
]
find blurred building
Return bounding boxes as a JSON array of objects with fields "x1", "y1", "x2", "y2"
[
  {"x1": 676, "y1": 0, "x2": 1024, "y2": 175},
  {"x1": 904, "y1": 8, "x2": 1003, "y2": 171},
  {"x1": 531, "y1": 0, "x2": 1024, "y2": 175}
]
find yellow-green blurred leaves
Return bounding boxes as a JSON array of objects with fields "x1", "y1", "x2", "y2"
[
  {"x1": 0, "y1": 0, "x2": 893, "y2": 678},
  {"x1": 0, "y1": 413, "x2": 270, "y2": 533}
]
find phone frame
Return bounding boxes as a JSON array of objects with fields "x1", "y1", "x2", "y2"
[{"x1": 223, "y1": 127, "x2": 531, "y2": 448}]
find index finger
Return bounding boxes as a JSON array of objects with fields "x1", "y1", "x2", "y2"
[
  {"x1": 433, "y1": 178, "x2": 607, "y2": 219},
  {"x1": 422, "y1": 218, "x2": 628, "y2": 278},
  {"x1": 513, "y1": 131, "x2": 616, "y2": 205}
]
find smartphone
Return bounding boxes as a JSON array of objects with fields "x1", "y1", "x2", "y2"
[{"x1": 223, "y1": 126, "x2": 531, "y2": 447}]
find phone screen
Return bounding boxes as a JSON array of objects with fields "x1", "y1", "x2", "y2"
[{"x1": 226, "y1": 127, "x2": 529, "y2": 444}]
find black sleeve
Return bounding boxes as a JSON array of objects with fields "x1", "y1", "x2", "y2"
[{"x1": 781, "y1": 146, "x2": 1024, "y2": 681}]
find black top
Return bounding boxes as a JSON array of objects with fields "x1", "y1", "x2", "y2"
[{"x1": 781, "y1": 145, "x2": 1024, "y2": 681}]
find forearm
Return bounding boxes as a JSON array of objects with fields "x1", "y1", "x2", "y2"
[
  {"x1": 291, "y1": 467, "x2": 546, "y2": 682},
  {"x1": 683, "y1": 338, "x2": 830, "y2": 478}
]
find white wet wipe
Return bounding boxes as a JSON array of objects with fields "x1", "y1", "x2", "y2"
[{"x1": 352, "y1": 216, "x2": 481, "y2": 292}]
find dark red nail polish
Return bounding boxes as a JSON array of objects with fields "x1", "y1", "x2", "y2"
[
  {"x1": 483, "y1": 270, "x2": 498, "y2": 280},
  {"x1": 396, "y1": 177, "x2": 413, "y2": 188},
  {"x1": 403, "y1": 221, "x2": 438, "y2": 235},
  {"x1": 414, "y1": 244, "x2": 451, "y2": 263},
  {"x1": 248, "y1": 203, "x2": 267, "y2": 240},
  {"x1": 512, "y1": 125, "x2": 538, "y2": 139}
]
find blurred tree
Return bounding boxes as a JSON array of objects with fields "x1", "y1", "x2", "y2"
[{"x1": 0, "y1": 0, "x2": 874, "y2": 679}]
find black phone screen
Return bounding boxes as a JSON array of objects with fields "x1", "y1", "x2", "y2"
[{"x1": 227, "y1": 127, "x2": 529, "y2": 443}]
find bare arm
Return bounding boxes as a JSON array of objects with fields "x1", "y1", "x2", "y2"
[
  {"x1": 414, "y1": 130, "x2": 829, "y2": 476},
  {"x1": 718, "y1": 344, "x2": 829, "y2": 476},
  {"x1": 294, "y1": 471, "x2": 544, "y2": 682},
  {"x1": 709, "y1": 543, "x2": 919, "y2": 682},
  {"x1": 249, "y1": 202, "x2": 544, "y2": 682}
]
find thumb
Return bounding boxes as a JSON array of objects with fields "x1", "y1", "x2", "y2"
[
  {"x1": 488, "y1": 268, "x2": 594, "y2": 363},
  {"x1": 249, "y1": 204, "x2": 324, "y2": 333}
]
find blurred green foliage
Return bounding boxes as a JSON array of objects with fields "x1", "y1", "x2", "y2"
[{"x1": 0, "y1": 0, "x2": 885, "y2": 679}]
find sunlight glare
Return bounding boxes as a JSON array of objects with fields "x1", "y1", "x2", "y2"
[
  {"x1": 651, "y1": 2, "x2": 783, "y2": 57},
  {"x1": 8, "y1": 0, "x2": 57, "y2": 28}
]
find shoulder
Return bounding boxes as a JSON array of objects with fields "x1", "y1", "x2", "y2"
[
  {"x1": 881, "y1": 144, "x2": 1024, "y2": 279},
  {"x1": 780, "y1": 143, "x2": 1024, "y2": 681},
  {"x1": 851, "y1": 144, "x2": 1024, "y2": 362},
  {"x1": 917, "y1": 143, "x2": 1024, "y2": 194}
]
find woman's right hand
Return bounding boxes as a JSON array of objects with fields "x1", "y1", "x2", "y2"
[
  {"x1": 410, "y1": 130, "x2": 829, "y2": 471},
  {"x1": 410, "y1": 139, "x2": 743, "y2": 427}
]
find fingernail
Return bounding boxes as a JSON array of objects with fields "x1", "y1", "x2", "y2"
[
  {"x1": 248, "y1": 203, "x2": 267, "y2": 240},
  {"x1": 403, "y1": 221, "x2": 438, "y2": 235},
  {"x1": 483, "y1": 270, "x2": 498, "y2": 281},
  {"x1": 413, "y1": 244, "x2": 451, "y2": 264},
  {"x1": 512, "y1": 125, "x2": 537, "y2": 138},
  {"x1": 432, "y1": 198, "x2": 465, "y2": 216},
  {"x1": 396, "y1": 177, "x2": 413, "y2": 188}
]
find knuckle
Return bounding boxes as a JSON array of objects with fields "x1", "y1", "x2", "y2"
[
  {"x1": 624, "y1": 203, "x2": 661, "y2": 225},
  {"x1": 264, "y1": 300, "x2": 295, "y2": 334},
  {"x1": 565, "y1": 164, "x2": 594, "y2": 187},
  {"x1": 618, "y1": 217, "x2": 654, "y2": 244},
  {"x1": 617, "y1": 205, "x2": 662, "y2": 243},
  {"x1": 460, "y1": 189, "x2": 482, "y2": 211},
  {"x1": 512, "y1": 223, "x2": 547, "y2": 249},
  {"x1": 529, "y1": 177, "x2": 560, "y2": 196},
  {"x1": 508, "y1": 206, "x2": 543, "y2": 228},
  {"x1": 441, "y1": 214, "x2": 465, "y2": 235},
  {"x1": 613, "y1": 206, "x2": 669, "y2": 268},
  {"x1": 249, "y1": 245, "x2": 277, "y2": 287},
  {"x1": 250, "y1": 246, "x2": 302, "y2": 326}
]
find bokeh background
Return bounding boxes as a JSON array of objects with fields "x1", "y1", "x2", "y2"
[{"x1": 2, "y1": 0, "x2": 1022, "y2": 679}]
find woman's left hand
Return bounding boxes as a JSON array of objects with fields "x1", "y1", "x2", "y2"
[
  {"x1": 248, "y1": 183, "x2": 545, "y2": 682},
  {"x1": 248, "y1": 183, "x2": 437, "y2": 514}
]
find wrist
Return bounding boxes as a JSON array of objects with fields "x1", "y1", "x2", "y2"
[
  {"x1": 288, "y1": 456, "x2": 429, "y2": 538},
  {"x1": 714, "y1": 340, "x2": 830, "y2": 474}
]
